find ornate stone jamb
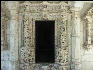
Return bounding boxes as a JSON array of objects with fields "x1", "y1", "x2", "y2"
[
  {"x1": 88, "y1": 8, "x2": 93, "y2": 45},
  {"x1": 83, "y1": 8, "x2": 93, "y2": 49}
]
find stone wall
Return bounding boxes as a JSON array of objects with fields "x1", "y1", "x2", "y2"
[{"x1": 1, "y1": 1, "x2": 93, "y2": 70}]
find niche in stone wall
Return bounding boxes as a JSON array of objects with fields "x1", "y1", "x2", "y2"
[{"x1": 35, "y1": 20, "x2": 55, "y2": 63}]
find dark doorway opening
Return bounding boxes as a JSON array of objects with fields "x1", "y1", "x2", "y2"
[{"x1": 35, "y1": 20, "x2": 55, "y2": 63}]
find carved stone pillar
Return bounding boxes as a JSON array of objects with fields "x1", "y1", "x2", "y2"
[
  {"x1": 75, "y1": 11, "x2": 81, "y2": 70},
  {"x1": 7, "y1": 1, "x2": 19, "y2": 70},
  {"x1": 71, "y1": 6, "x2": 82, "y2": 70}
]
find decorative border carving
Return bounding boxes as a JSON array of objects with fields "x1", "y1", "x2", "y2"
[{"x1": 83, "y1": 8, "x2": 93, "y2": 50}]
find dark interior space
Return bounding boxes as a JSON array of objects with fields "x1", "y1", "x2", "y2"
[{"x1": 35, "y1": 20, "x2": 55, "y2": 63}]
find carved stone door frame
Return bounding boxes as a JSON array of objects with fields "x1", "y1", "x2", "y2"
[{"x1": 18, "y1": 1, "x2": 71, "y2": 70}]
